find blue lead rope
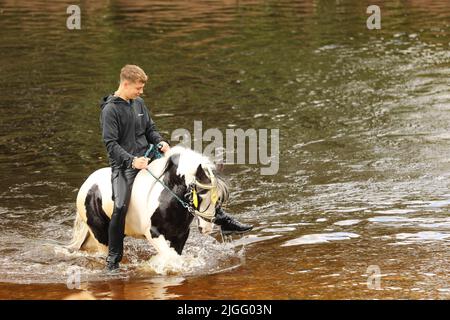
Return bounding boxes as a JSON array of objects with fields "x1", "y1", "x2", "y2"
[{"x1": 144, "y1": 143, "x2": 163, "y2": 160}]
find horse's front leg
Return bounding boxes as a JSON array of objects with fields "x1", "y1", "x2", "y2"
[
  {"x1": 143, "y1": 228, "x2": 185, "y2": 274},
  {"x1": 144, "y1": 229, "x2": 179, "y2": 257}
]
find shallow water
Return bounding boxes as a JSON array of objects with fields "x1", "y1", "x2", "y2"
[{"x1": 1, "y1": 0, "x2": 450, "y2": 299}]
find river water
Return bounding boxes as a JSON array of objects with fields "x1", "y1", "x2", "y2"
[{"x1": 0, "y1": 0, "x2": 450, "y2": 299}]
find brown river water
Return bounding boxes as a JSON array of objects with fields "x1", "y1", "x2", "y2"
[{"x1": 0, "y1": 0, "x2": 450, "y2": 299}]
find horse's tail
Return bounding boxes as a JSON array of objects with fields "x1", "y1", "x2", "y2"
[{"x1": 66, "y1": 212, "x2": 89, "y2": 250}]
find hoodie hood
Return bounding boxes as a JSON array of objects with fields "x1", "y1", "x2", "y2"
[{"x1": 99, "y1": 94, "x2": 131, "y2": 110}]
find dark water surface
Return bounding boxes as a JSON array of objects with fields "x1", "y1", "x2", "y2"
[{"x1": 1, "y1": 0, "x2": 450, "y2": 299}]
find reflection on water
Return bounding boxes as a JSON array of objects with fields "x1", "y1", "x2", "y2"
[
  {"x1": 281, "y1": 232, "x2": 360, "y2": 246},
  {"x1": 1, "y1": 0, "x2": 450, "y2": 299}
]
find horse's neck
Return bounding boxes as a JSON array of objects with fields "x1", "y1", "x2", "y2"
[
  {"x1": 147, "y1": 156, "x2": 170, "y2": 176},
  {"x1": 131, "y1": 157, "x2": 168, "y2": 194}
]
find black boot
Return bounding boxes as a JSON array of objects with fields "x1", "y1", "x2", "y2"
[
  {"x1": 105, "y1": 204, "x2": 128, "y2": 273},
  {"x1": 106, "y1": 257, "x2": 120, "y2": 272},
  {"x1": 214, "y1": 207, "x2": 253, "y2": 235}
]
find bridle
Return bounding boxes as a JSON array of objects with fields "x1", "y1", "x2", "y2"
[{"x1": 184, "y1": 166, "x2": 219, "y2": 221}]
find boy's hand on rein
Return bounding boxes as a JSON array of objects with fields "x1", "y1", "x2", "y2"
[{"x1": 132, "y1": 157, "x2": 149, "y2": 170}]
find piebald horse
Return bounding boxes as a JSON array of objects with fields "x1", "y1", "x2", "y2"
[{"x1": 68, "y1": 146, "x2": 229, "y2": 260}]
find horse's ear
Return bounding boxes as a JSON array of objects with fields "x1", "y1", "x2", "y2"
[
  {"x1": 162, "y1": 154, "x2": 180, "y2": 177},
  {"x1": 195, "y1": 164, "x2": 210, "y2": 183},
  {"x1": 169, "y1": 153, "x2": 180, "y2": 167}
]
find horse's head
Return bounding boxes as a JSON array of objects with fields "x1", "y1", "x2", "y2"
[
  {"x1": 165, "y1": 146, "x2": 229, "y2": 234},
  {"x1": 192, "y1": 162, "x2": 229, "y2": 234}
]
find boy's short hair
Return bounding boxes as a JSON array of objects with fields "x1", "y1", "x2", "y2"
[{"x1": 120, "y1": 65, "x2": 148, "y2": 83}]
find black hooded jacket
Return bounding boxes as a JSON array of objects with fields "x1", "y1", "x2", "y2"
[{"x1": 99, "y1": 94, "x2": 164, "y2": 169}]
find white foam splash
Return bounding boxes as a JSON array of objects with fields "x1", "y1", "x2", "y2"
[
  {"x1": 144, "y1": 251, "x2": 187, "y2": 275},
  {"x1": 138, "y1": 233, "x2": 239, "y2": 276}
]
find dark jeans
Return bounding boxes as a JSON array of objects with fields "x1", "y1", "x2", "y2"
[{"x1": 107, "y1": 167, "x2": 139, "y2": 264}]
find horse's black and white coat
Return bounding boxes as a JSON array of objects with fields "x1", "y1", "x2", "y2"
[{"x1": 69, "y1": 146, "x2": 229, "y2": 258}]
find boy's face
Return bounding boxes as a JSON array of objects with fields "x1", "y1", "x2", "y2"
[{"x1": 124, "y1": 80, "x2": 145, "y2": 99}]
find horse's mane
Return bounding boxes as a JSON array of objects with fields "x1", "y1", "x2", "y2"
[{"x1": 162, "y1": 146, "x2": 230, "y2": 204}]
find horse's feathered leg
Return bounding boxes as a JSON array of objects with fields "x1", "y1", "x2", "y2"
[
  {"x1": 144, "y1": 229, "x2": 179, "y2": 257},
  {"x1": 143, "y1": 228, "x2": 187, "y2": 274}
]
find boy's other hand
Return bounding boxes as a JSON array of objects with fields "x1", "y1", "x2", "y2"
[{"x1": 159, "y1": 141, "x2": 170, "y2": 153}]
